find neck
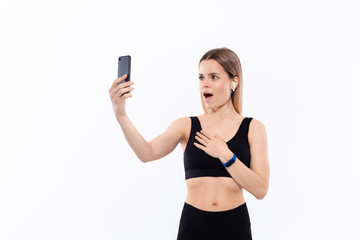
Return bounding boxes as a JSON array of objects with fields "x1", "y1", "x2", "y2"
[{"x1": 205, "y1": 100, "x2": 238, "y2": 120}]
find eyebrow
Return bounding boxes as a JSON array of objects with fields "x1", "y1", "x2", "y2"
[{"x1": 198, "y1": 72, "x2": 220, "y2": 76}]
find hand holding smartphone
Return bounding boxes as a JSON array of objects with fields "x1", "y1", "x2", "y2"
[{"x1": 109, "y1": 55, "x2": 133, "y2": 117}]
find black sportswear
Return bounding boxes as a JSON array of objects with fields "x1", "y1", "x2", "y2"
[{"x1": 183, "y1": 116, "x2": 253, "y2": 180}]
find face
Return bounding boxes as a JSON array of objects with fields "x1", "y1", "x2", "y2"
[{"x1": 198, "y1": 59, "x2": 234, "y2": 107}]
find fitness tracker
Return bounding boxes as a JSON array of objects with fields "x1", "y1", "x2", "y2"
[{"x1": 222, "y1": 154, "x2": 237, "y2": 168}]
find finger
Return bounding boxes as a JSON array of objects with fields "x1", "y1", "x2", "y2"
[
  {"x1": 199, "y1": 130, "x2": 211, "y2": 140},
  {"x1": 109, "y1": 74, "x2": 127, "y2": 90},
  {"x1": 115, "y1": 86, "x2": 134, "y2": 98},
  {"x1": 196, "y1": 132, "x2": 209, "y2": 144},
  {"x1": 122, "y1": 92, "x2": 133, "y2": 99},
  {"x1": 194, "y1": 142, "x2": 206, "y2": 151},
  {"x1": 109, "y1": 75, "x2": 133, "y2": 93},
  {"x1": 115, "y1": 81, "x2": 134, "y2": 94},
  {"x1": 195, "y1": 135, "x2": 207, "y2": 145},
  {"x1": 114, "y1": 81, "x2": 134, "y2": 96}
]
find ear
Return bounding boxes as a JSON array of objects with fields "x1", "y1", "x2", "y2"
[{"x1": 233, "y1": 76, "x2": 239, "y2": 88}]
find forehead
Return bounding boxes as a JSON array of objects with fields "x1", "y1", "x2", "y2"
[{"x1": 199, "y1": 59, "x2": 224, "y2": 73}]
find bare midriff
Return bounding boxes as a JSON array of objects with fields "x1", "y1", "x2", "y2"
[{"x1": 185, "y1": 176, "x2": 245, "y2": 211}]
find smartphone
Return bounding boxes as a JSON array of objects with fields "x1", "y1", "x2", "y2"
[{"x1": 117, "y1": 55, "x2": 131, "y2": 85}]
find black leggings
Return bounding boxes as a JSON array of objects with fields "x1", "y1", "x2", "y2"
[{"x1": 176, "y1": 202, "x2": 252, "y2": 240}]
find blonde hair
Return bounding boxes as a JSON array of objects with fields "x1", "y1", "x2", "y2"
[{"x1": 199, "y1": 47, "x2": 243, "y2": 114}]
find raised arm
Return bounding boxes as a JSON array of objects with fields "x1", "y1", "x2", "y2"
[
  {"x1": 146, "y1": 117, "x2": 188, "y2": 162},
  {"x1": 117, "y1": 115, "x2": 187, "y2": 163},
  {"x1": 109, "y1": 75, "x2": 187, "y2": 163}
]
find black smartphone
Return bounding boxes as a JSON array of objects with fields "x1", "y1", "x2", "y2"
[{"x1": 118, "y1": 55, "x2": 131, "y2": 85}]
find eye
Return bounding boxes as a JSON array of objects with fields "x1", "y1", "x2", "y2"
[
  {"x1": 199, "y1": 76, "x2": 204, "y2": 80},
  {"x1": 212, "y1": 75, "x2": 218, "y2": 80}
]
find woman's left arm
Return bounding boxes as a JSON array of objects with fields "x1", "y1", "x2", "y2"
[{"x1": 220, "y1": 118, "x2": 270, "y2": 199}]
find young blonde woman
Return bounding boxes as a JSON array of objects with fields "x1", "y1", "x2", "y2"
[{"x1": 109, "y1": 48, "x2": 270, "y2": 240}]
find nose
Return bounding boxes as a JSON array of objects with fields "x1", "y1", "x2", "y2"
[{"x1": 201, "y1": 77, "x2": 211, "y2": 88}]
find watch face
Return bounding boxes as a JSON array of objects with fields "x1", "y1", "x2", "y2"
[{"x1": 226, "y1": 159, "x2": 235, "y2": 167}]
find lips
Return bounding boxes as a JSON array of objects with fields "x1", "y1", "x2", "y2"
[{"x1": 203, "y1": 93, "x2": 213, "y2": 100}]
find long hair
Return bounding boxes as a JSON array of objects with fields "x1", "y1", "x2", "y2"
[{"x1": 199, "y1": 47, "x2": 243, "y2": 115}]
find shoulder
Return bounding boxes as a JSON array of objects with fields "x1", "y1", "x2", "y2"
[
  {"x1": 248, "y1": 117, "x2": 267, "y2": 145},
  {"x1": 171, "y1": 116, "x2": 191, "y2": 126},
  {"x1": 168, "y1": 117, "x2": 191, "y2": 142}
]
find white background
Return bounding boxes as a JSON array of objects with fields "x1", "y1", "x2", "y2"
[{"x1": 1, "y1": 0, "x2": 359, "y2": 239}]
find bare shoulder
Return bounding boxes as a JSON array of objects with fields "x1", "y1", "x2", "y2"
[
  {"x1": 171, "y1": 116, "x2": 191, "y2": 129},
  {"x1": 169, "y1": 116, "x2": 191, "y2": 143},
  {"x1": 248, "y1": 117, "x2": 267, "y2": 145}
]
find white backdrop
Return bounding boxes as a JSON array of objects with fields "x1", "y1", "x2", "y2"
[{"x1": 1, "y1": 0, "x2": 359, "y2": 239}]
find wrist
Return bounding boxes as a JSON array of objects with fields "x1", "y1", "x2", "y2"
[
  {"x1": 116, "y1": 113, "x2": 128, "y2": 122},
  {"x1": 220, "y1": 149, "x2": 234, "y2": 163}
]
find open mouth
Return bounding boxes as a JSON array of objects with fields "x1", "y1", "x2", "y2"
[{"x1": 204, "y1": 93, "x2": 213, "y2": 99}]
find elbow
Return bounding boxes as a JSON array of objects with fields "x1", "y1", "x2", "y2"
[
  {"x1": 138, "y1": 147, "x2": 155, "y2": 163},
  {"x1": 137, "y1": 154, "x2": 151, "y2": 163},
  {"x1": 255, "y1": 192, "x2": 266, "y2": 200},
  {"x1": 140, "y1": 153, "x2": 156, "y2": 163},
  {"x1": 255, "y1": 186, "x2": 268, "y2": 200},
  {"x1": 141, "y1": 144, "x2": 155, "y2": 163},
  {"x1": 140, "y1": 156, "x2": 152, "y2": 163},
  {"x1": 254, "y1": 176, "x2": 269, "y2": 200}
]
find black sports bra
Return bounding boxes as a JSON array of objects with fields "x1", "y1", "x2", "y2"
[{"x1": 183, "y1": 116, "x2": 253, "y2": 180}]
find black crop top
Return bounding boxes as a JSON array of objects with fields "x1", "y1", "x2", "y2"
[{"x1": 183, "y1": 116, "x2": 253, "y2": 180}]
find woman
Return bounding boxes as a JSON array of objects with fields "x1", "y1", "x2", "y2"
[{"x1": 109, "y1": 47, "x2": 270, "y2": 240}]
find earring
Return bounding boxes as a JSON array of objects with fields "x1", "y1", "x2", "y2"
[{"x1": 232, "y1": 82, "x2": 236, "y2": 92}]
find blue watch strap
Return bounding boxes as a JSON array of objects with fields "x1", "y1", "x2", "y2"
[{"x1": 222, "y1": 154, "x2": 237, "y2": 167}]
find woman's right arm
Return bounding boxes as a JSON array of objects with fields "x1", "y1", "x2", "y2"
[{"x1": 109, "y1": 75, "x2": 187, "y2": 163}]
